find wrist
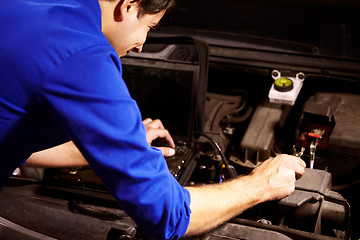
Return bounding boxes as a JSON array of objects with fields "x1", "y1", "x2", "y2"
[{"x1": 240, "y1": 174, "x2": 267, "y2": 206}]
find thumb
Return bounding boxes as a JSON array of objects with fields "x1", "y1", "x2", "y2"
[{"x1": 157, "y1": 147, "x2": 175, "y2": 157}]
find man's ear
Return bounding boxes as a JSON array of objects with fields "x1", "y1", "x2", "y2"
[{"x1": 114, "y1": 0, "x2": 140, "y2": 22}]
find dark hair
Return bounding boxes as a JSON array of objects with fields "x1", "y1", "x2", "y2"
[{"x1": 137, "y1": 0, "x2": 176, "y2": 17}]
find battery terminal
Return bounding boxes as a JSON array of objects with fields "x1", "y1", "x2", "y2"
[{"x1": 308, "y1": 128, "x2": 325, "y2": 169}]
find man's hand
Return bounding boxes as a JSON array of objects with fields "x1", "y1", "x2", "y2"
[
  {"x1": 142, "y1": 118, "x2": 175, "y2": 157},
  {"x1": 249, "y1": 154, "x2": 306, "y2": 203}
]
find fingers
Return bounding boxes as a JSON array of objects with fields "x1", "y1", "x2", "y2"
[
  {"x1": 294, "y1": 158, "x2": 306, "y2": 179},
  {"x1": 143, "y1": 118, "x2": 165, "y2": 130},
  {"x1": 294, "y1": 155, "x2": 306, "y2": 168},
  {"x1": 142, "y1": 118, "x2": 153, "y2": 125},
  {"x1": 143, "y1": 118, "x2": 175, "y2": 149},
  {"x1": 277, "y1": 154, "x2": 306, "y2": 179},
  {"x1": 156, "y1": 147, "x2": 176, "y2": 157},
  {"x1": 284, "y1": 155, "x2": 306, "y2": 177},
  {"x1": 146, "y1": 127, "x2": 175, "y2": 148}
]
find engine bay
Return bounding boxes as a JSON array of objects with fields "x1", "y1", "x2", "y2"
[
  {"x1": 187, "y1": 64, "x2": 360, "y2": 239},
  {"x1": 2, "y1": 2, "x2": 360, "y2": 236}
]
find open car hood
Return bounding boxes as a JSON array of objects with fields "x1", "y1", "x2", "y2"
[{"x1": 156, "y1": 0, "x2": 360, "y2": 61}]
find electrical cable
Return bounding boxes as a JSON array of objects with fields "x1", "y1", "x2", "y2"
[{"x1": 194, "y1": 132, "x2": 237, "y2": 179}]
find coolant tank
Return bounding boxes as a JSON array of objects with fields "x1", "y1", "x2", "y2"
[{"x1": 268, "y1": 70, "x2": 305, "y2": 105}]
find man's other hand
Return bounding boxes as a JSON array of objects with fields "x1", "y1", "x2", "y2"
[{"x1": 142, "y1": 118, "x2": 175, "y2": 157}]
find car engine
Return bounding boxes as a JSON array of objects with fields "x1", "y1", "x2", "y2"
[{"x1": 189, "y1": 67, "x2": 360, "y2": 239}]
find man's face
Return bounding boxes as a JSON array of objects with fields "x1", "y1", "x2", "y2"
[{"x1": 101, "y1": 1, "x2": 165, "y2": 57}]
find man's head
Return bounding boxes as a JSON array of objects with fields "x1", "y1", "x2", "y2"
[{"x1": 99, "y1": 0, "x2": 175, "y2": 57}]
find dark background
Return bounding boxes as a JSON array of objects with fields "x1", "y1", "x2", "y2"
[{"x1": 159, "y1": 0, "x2": 360, "y2": 60}]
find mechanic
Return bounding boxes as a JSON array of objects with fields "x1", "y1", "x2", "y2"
[{"x1": 0, "y1": 0, "x2": 306, "y2": 239}]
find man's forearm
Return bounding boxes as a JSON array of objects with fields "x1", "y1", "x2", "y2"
[
  {"x1": 26, "y1": 141, "x2": 88, "y2": 167},
  {"x1": 184, "y1": 175, "x2": 263, "y2": 236}
]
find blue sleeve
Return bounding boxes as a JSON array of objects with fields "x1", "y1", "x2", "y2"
[{"x1": 39, "y1": 45, "x2": 191, "y2": 240}]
